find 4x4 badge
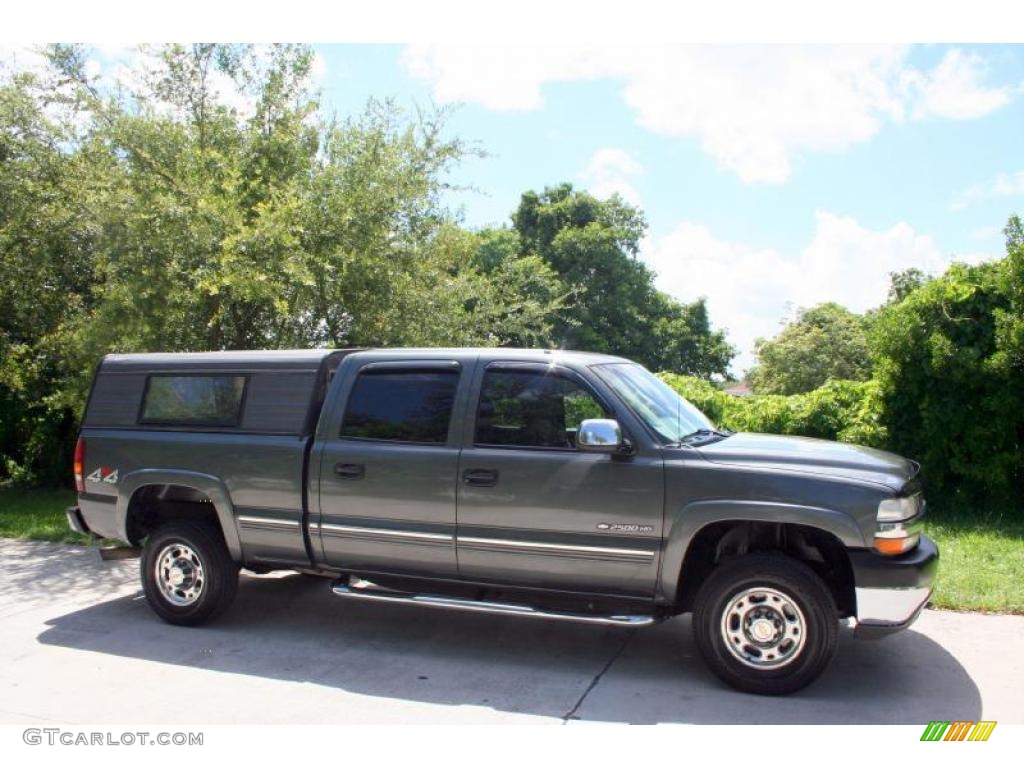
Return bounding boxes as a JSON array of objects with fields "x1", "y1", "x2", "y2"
[
  {"x1": 597, "y1": 523, "x2": 654, "y2": 534},
  {"x1": 86, "y1": 467, "x2": 119, "y2": 485}
]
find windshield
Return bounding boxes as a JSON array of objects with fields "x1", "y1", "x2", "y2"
[{"x1": 593, "y1": 362, "x2": 716, "y2": 444}]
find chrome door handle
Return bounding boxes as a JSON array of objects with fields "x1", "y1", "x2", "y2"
[
  {"x1": 334, "y1": 462, "x2": 365, "y2": 480},
  {"x1": 462, "y1": 468, "x2": 498, "y2": 487}
]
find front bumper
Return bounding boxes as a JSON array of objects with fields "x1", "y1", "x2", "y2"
[{"x1": 849, "y1": 534, "x2": 939, "y2": 639}]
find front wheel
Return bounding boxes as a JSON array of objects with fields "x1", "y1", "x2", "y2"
[
  {"x1": 692, "y1": 553, "x2": 838, "y2": 695},
  {"x1": 141, "y1": 519, "x2": 239, "y2": 626}
]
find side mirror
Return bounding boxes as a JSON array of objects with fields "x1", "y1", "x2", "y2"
[{"x1": 577, "y1": 418, "x2": 627, "y2": 453}]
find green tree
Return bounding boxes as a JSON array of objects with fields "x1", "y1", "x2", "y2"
[
  {"x1": 511, "y1": 184, "x2": 733, "y2": 377},
  {"x1": 887, "y1": 267, "x2": 930, "y2": 304},
  {"x1": 750, "y1": 302, "x2": 871, "y2": 395},
  {"x1": 995, "y1": 215, "x2": 1024, "y2": 373},
  {"x1": 872, "y1": 232, "x2": 1024, "y2": 505},
  {"x1": 45, "y1": 43, "x2": 564, "y2": 355},
  {"x1": 0, "y1": 64, "x2": 103, "y2": 484}
]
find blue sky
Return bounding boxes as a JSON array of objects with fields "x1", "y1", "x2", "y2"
[{"x1": 312, "y1": 44, "x2": 1024, "y2": 372}]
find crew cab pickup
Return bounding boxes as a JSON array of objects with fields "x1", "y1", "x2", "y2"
[{"x1": 68, "y1": 348, "x2": 938, "y2": 694}]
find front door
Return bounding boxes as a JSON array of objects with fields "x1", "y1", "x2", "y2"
[
  {"x1": 316, "y1": 360, "x2": 465, "y2": 576},
  {"x1": 456, "y1": 362, "x2": 664, "y2": 596}
]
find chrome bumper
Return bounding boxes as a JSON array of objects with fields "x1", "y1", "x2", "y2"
[
  {"x1": 65, "y1": 506, "x2": 91, "y2": 536},
  {"x1": 854, "y1": 586, "x2": 932, "y2": 637},
  {"x1": 850, "y1": 534, "x2": 938, "y2": 639}
]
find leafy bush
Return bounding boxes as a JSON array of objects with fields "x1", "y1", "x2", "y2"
[
  {"x1": 870, "y1": 226, "x2": 1024, "y2": 507},
  {"x1": 658, "y1": 373, "x2": 887, "y2": 447}
]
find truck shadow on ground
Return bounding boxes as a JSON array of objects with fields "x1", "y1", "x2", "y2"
[{"x1": 37, "y1": 570, "x2": 982, "y2": 724}]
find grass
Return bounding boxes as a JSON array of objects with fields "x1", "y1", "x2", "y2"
[
  {"x1": 1, "y1": 487, "x2": 1022, "y2": 614},
  {"x1": 924, "y1": 509, "x2": 1024, "y2": 614},
  {"x1": 0, "y1": 486, "x2": 93, "y2": 545}
]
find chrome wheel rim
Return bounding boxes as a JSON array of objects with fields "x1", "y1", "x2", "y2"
[
  {"x1": 720, "y1": 586, "x2": 806, "y2": 670},
  {"x1": 155, "y1": 542, "x2": 205, "y2": 607}
]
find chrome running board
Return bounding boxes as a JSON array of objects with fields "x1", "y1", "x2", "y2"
[{"x1": 332, "y1": 578, "x2": 657, "y2": 627}]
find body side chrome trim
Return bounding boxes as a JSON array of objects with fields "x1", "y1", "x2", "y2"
[
  {"x1": 320, "y1": 522, "x2": 453, "y2": 544},
  {"x1": 237, "y1": 515, "x2": 301, "y2": 530},
  {"x1": 456, "y1": 535, "x2": 656, "y2": 562}
]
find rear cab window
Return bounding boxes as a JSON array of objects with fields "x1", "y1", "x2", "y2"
[{"x1": 340, "y1": 367, "x2": 460, "y2": 444}]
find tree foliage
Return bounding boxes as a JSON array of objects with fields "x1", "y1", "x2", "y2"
[
  {"x1": 750, "y1": 302, "x2": 871, "y2": 395},
  {"x1": 887, "y1": 267, "x2": 930, "y2": 304},
  {"x1": 0, "y1": 62, "x2": 100, "y2": 484},
  {"x1": 871, "y1": 229, "x2": 1024, "y2": 506},
  {"x1": 511, "y1": 184, "x2": 734, "y2": 377}
]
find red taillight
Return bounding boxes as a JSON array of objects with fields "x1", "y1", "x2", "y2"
[{"x1": 73, "y1": 437, "x2": 85, "y2": 492}]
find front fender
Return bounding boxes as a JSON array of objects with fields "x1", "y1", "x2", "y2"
[
  {"x1": 116, "y1": 468, "x2": 243, "y2": 561},
  {"x1": 657, "y1": 499, "x2": 865, "y2": 602}
]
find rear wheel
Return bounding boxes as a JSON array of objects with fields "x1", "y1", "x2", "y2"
[
  {"x1": 141, "y1": 519, "x2": 239, "y2": 626},
  {"x1": 692, "y1": 553, "x2": 838, "y2": 695}
]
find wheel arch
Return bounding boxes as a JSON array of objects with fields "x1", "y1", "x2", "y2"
[
  {"x1": 658, "y1": 500, "x2": 862, "y2": 615},
  {"x1": 116, "y1": 469, "x2": 242, "y2": 561}
]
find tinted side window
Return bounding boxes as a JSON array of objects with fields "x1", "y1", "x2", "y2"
[
  {"x1": 141, "y1": 375, "x2": 246, "y2": 426},
  {"x1": 340, "y1": 369, "x2": 459, "y2": 443},
  {"x1": 475, "y1": 369, "x2": 608, "y2": 448}
]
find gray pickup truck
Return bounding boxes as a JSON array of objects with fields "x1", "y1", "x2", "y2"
[{"x1": 68, "y1": 347, "x2": 937, "y2": 694}]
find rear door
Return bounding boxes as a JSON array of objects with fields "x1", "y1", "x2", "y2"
[
  {"x1": 455, "y1": 362, "x2": 665, "y2": 596},
  {"x1": 314, "y1": 358, "x2": 469, "y2": 576}
]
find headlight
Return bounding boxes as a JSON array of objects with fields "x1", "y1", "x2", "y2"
[
  {"x1": 874, "y1": 494, "x2": 924, "y2": 555},
  {"x1": 877, "y1": 495, "x2": 920, "y2": 522}
]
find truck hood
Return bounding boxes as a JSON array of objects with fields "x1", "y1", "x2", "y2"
[{"x1": 695, "y1": 432, "x2": 917, "y2": 491}]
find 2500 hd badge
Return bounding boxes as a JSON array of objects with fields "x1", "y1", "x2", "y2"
[{"x1": 597, "y1": 523, "x2": 655, "y2": 533}]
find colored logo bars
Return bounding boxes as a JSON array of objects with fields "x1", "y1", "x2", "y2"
[{"x1": 920, "y1": 721, "x2": 997, "y2": 742}]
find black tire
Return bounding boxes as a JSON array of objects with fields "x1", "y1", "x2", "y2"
[
  {"x1": 141, "y1": 519, "x2": 240, "y2": 626},
  {"x1": 692, "y1": 553, "x2": 838, "y2": 695}
]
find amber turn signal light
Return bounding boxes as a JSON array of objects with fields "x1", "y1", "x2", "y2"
[{"x1": 874, "y1": 534, "x2": 919, "y2": 556}]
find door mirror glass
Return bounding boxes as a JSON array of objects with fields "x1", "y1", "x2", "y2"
[{"x1": 577, "y1": 419, "x2": 624, "y2": 453}]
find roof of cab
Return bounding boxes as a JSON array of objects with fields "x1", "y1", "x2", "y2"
[
  {"x1": 348, "y1": 347, "x2": 631, "y2": 365},
  {"x1": 99, "y1": 347, "x2": 632, "y2": 373}
]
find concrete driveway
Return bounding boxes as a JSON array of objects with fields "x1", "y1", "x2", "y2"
[{"x1": 1, "y1": 539, "x2": 1021, "y2": 724}]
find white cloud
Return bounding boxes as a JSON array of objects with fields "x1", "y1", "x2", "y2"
[
  {"x1": 950, "y1": 169, "x2": 1024, "y2": 210},
  {"x1": 643, "y1": 212, "x2": 995, "y2": 373},
  {"x1": 577, "y1": 147, "x2": 643, "y2": 205},
  {"x1": 310, "y1": 50, "x2": 328, "y2": 84},
  {"x1": 402, "y1": 45, "x2": 1014, "y2": 184},
  {"x1": 0, "y1": 45, "x2": 50, "y2": 78},
  {"x1": 400, "y1": 46, "x2": 605, "y2": 111},
  {"x1": 903, "y1": 49, "x2": 1012, "y2": 120},
  {"x1": 972, "y1": 225, "x2": 1003, "y2": 240}
]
